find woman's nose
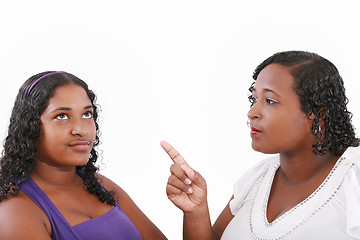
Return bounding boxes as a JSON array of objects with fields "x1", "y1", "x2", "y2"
[
  {"x1": 71, "y1": 120, "x2": 88, "y2": 137},
  {"x1": 247, "y1": 103, "x2": 261, "y2": 121}
]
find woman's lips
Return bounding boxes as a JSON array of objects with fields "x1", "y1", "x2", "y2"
[
  {"x1": 250, "y1": 127, "x2": 262, "y2": 135},
  {"x1": 68, "y1": 141, "x2": 91, "y2": 151}
]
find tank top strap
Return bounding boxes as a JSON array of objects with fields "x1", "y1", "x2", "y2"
[{"x1": 20, "y1": 177, "x2": 83, "y2": 240}]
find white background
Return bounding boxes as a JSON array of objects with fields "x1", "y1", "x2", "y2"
[{"x1": 1, "y1": 1, "x2": 359, "y2": 239}]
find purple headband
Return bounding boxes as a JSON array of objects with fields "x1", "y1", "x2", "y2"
[{"x1": 26, "y1": 71, "x2": 64, "y2": 96}]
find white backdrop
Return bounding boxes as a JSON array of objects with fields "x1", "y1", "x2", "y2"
[{"x1": 1, "y1": 1, "x2": 359, "y2": 239}]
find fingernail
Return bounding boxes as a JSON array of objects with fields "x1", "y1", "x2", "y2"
[
  {"x1": 184, "y1": 178, "x2": 192, "y2": 185},
  {"x1": 187, "y1": 187, "x2": 193, "y2": 194}
]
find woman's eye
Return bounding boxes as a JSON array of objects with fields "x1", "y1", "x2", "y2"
[
  {"x1": 55, "y1": 113, "x2": 69, "y2": 120},
  {"x1": 266, "y1": 98, "x2": 278, "y2": 104},
  {"x1": 83, "y1": 111, "x2": 93, "y2": 119}
]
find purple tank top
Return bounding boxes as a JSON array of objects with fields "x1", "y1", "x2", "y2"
[{"x1": 20, "y1": 177, "x2": 142, "y2": 240}]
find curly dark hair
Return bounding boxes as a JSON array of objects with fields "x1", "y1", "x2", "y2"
[
  {"x1": 0, "y1": 71, "x2": 115, "y2": 205},
  {"x1": 251, "y1": 50, "x2": 359, "y2": 156}
]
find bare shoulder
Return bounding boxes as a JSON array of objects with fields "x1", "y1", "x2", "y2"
[
  {"x1": 96, "y1": 173, "x2": 120, "y2": 190},
  {"x1": 96, "y1": 173, "x2": 128, "y2": 203},
  {"x1": 0, "y1": 191, "x2": 51, "y2": 239}
]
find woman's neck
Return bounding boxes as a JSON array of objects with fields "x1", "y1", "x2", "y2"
[
  {"x1": 29, "y1": 159, "x2": 79, "y2": 187},
  {"x1": 278, "y1": 150, "x2": 340, "y2": 184}
]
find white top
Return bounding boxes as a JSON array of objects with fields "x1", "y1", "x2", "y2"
[{"x1": 221, "y1": 147, "x2": 360, "y2": 240}]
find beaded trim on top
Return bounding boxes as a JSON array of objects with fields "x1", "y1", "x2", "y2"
[
  {"x1": 249, "y1": 156, "x2": 353, "y2": 240},
  {"x1": 264, "y1": 157, "x2": 344, "y2": 226}
]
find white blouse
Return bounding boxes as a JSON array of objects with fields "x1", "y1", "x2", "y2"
[{"x1": 221, "y1": 147, "x2": 360, "y2": 240}]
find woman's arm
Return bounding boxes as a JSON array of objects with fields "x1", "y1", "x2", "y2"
[
  {"x1": 182, "y1": 199, "x2": 234, "y2": 240},
  {"x1": 98, "y1": 174, "x2": 167, "y2": 240},
  {"x1": 161, "y1": 141, "x2": 234, "y2": 239},
  {"x1": 213, "y1": 197, "x2": 234, "y2": 239},
  {"x1": 0, "y1": 194, "x2": 52, "y2": 240}
]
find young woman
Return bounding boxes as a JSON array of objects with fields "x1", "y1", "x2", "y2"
[
  {"x1": 162, "y1": 51, "x2": 360, "y2": 239},
  {"x1": 0, "y1": 71, "x2": 167, "y2": 240}
]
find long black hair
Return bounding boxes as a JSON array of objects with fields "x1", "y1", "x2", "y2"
[
  {"x1": 251, "y1": 51, "x2": 359, "y2": 156},
  {"x1": 0, "y1": 71, "x2": 115, "y2": 205}
]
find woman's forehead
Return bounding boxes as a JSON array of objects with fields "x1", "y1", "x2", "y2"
[
  {"x1": 44, "y1": 84, "x2": 91, "y2": 111},
  {"x1": 254, "y1": 64, "x2": 295, "y2": 94}
]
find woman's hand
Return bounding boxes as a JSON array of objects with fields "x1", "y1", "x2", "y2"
[{"x1": 161, "y1": 141, "x2": 207, "y2": 213}]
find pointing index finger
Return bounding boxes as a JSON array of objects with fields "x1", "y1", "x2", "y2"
[{"x1": 160, "y1": 141, "x2": 193, "y2": 176}]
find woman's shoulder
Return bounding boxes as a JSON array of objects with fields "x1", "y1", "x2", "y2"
[
  {"x1": 340, "y1": 146, "x2": 360, "y2": 238},
  {"x1": 234, "y1": 155, "x2": 278, "y2": 186},
  {"x1": 0, "y1": 190, "x2": 39, "y2": 215},
  {"x1": 342, "y1": 146, "x2": 360, "y2": 164},
  {"x1": 0, "y1": 191, "x2": 51, "y2": 239},
  {"x1": 341, "y1": 146, "x2": 360, "y2": 181},
  {"x1": 229, "y1": 155, "x2": 278, "y2": 215},
  {"x1": 96, "y1": 173, "x2": 129, "y2": 204},
  {"x1": 342, "y1": 146, "x2": 360, "y2": 189}
]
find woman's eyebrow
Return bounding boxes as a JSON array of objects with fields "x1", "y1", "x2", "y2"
[
  {"x1": 50, "y1": 107, "x2": 71, "y2": 113},
  {"x1": 250, "y1": 87, "x2": 280, "y2": 97},
  {"x1": 50, "y1": 105, "x2": 93, "y2": 113},
  {"x1": 263, "y1": 88, "x2": 281, "y2": 97}
]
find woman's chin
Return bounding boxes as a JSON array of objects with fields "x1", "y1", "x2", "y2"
[{"x1": 251, "y1": 144, "x2": 278, "y2": 155}]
